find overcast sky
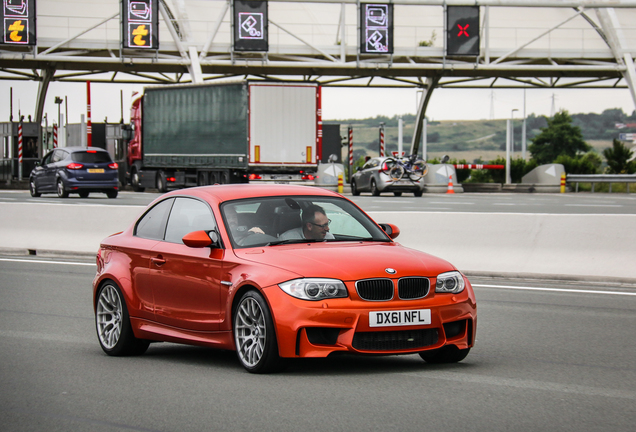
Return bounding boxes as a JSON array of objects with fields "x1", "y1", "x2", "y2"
[{"x1": 1, "y1": 80, "x2": 634, "y2": 125}]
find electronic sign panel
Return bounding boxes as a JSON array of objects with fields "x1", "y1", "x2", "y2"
[
  {"x1": 1, "y1": 0, "x2": 36, "y2": 46},
  {"x1": 233, "y1": 0, "x2": 268, "y2": 52},
  {"x1": 359, "y1": 3, "x2": 393, "y2": 54},
  {"x1": 121, "y1": 0, "x2": 159, "y2": 49},
  {"x1": 446, "y1": 6, "x2": 479, "y2": 56}
]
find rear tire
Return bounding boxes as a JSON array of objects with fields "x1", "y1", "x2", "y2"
[
  {"x1": 371, "y1": 179, "x2": 380, "y2": 196},
  {"x1": 95, "y1": 282, "x2": 149, "y2": 356},
  {"x1": 56, "y1": 179, "x2": 69, "y2": 198},
  {"x1": 233, "y1": 290, "x2": 281, "y2": 374},
  {"x1": 106, "y1": 190, "x2": 118, "y2": 199},
  {"x1": 419, "y1": 346, "x2": 470, "y2": 364},
  {"x1": 393, "y1": 192, "x2": 402, "y2": 197},
  {"x1": 79, "y1": 191, "x2": 89, "y2": 198},
  {"x1": 156, "y1": 171, "x2": 168, "y2": 193},
  {"x1": 414, "y1": 190, "x2": 423, "y2": 197}
]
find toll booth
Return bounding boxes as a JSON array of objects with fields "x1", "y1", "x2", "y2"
[{"x1": 0, "y1": 122, "x2": 41, "y2": 182}]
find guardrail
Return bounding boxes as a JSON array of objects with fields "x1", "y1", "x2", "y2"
[{"x1": 567, "y1": 174, "x2": 636, "y2": 193}]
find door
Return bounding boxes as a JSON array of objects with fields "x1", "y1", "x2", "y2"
[{"x1": 147, "y1": 197, "x2": 223, "y2": 331}]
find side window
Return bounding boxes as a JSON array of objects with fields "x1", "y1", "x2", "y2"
[
  {"x1": 52, "y1": 150, "x2": 66, "y2": 163},
  {"x1": 314, "y1": 201, "x2": 370, "y2": 238},
  {"x1": 41, "y1": 152, "x2": 54, "y2": 165},
  {"x1": 164, "y1": 197, "x2": 216, "y2": 244},
  {"x1": 135, "y1": 198, "x2": 174, "y2": 240}
]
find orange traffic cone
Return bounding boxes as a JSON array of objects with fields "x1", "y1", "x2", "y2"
[{"x1": 446, "y1": 174, "x2": 455, "y2": 194}]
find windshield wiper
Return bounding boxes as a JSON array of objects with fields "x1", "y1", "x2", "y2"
[{"x1": 267, "y1": 238, "x2": 321, "y2": 246}]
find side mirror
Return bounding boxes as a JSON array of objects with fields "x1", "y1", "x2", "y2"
[
  {"x1": 182, "y1": 230, "x2": 220, "y2": 248},
  {"x1": 378, "y1": 223, "x2": 400, "y2": 240},
  {"x1": 356, "y1": 166, "x2": 361, "y2": 172}
]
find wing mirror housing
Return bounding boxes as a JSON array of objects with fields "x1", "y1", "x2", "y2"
[
  {"x1": 183, "y1": 230, "x2": 221, "y2": 248},
  {"x1": 378, "y1": 223, "x2": 400, "y2": 240}
]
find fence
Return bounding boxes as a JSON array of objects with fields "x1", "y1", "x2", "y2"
[{"x1": 567, "y1": 174, "x2": 636, "y2": 193}]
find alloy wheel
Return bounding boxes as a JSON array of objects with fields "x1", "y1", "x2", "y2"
[
  {"x1": 234, "y1": 297, "x2": 266, "y2": 367},
  {"x1": 96, "y1": 284, "x2": 123, "y2": 349}
]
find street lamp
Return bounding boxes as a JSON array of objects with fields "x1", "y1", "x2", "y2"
[
  {"x1": 511, "y1": 108, "x2": 518, "y2": 155},
  {"x1": 54, "y1": 96, "x2": 63, "y2": 130},
  {"x1": 506, "y1": 109, "x2": 519, "y2": 185}
]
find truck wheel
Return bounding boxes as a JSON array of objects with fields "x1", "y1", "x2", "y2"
[
  {"x1": 198, "y1": 172, "x2": 208, "y2": 186},
  {"x1": 131, "y1": 167, "x2": 145, "y2": 192},
  {"x1": 156, "y1": 171, "x2": 168, "y2": 193}
]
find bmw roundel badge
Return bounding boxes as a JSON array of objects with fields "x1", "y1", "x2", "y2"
[{"x1": 385, "y1": 268, "x2": 397, "y2": 275}]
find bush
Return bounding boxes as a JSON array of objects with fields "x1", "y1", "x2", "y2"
[
  {"x1": 555, "y1": 152, "x2": 601, "y2": 174},
  {"x1": 603, "y1": 139, "x2": 636, "y2": 174}
]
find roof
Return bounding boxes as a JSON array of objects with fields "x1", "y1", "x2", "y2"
[{"x1": 162, "y1": 184, "x2": 341, "y2": 203}]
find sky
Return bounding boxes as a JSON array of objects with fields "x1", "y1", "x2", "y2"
[{"x1": 0, "y1": 79, "x2": 635, "y2": 126}]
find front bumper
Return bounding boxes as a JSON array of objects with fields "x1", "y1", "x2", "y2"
[{"x1": 264, "y1": 280, "x2": 477, "y2": 358}]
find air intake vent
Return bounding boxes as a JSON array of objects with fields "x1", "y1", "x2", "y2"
[
  {"x1": 352, "y1": 329, "x2": 439, "y2": 351},
  {"x1": 355, "y1": 279, "x2": 394, "y2": 301},
  {"x1": 398, "y1": 277, "x2": 430, "y2": 299}
]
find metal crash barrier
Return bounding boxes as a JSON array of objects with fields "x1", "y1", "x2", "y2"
[{"x1": 567, "y1": 174, "x2": 636, "y2": 193}]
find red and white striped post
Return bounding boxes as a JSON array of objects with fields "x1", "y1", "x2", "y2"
[
  {"x1": 86, "y1": 81, "x2": 92, "y2": 147},
  {"x1": 53, "y1": 124, "x2": 58, "y2": 148},
  {"x1": 348, "y1": 126, "x2": 353, "y2": 182},
  {"x1": 379, "y1": 123, "x2": 385, "y2": 157},
  {"x1": 18, "y1": 119, "x2": 23, "y2": 180}
]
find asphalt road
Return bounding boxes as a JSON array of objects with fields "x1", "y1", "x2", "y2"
[
  {"x1": 1, "y1": 257, "x2": 635, "y2": 432},
  {"x1": 2, "y1": 189, "x2": 636, "y2": 214}
]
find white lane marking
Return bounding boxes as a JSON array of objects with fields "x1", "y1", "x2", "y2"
[
  {"x1": 0, "y1": 258, "x2": 95, "y2": 267},
  {"x1": 427, "y1": 201, "x2": 475, "y2": 205},
  {"x1": 1, "y1": 201, "x2": 145, "y2": 208},
  {"x1": 473, "y1": 284, "x2": 636, "y2": 297},
  {"x1": 565, "y1": 204, "x2": 623, "y2": 207},
  {"x1": 403, "y1": 371, "x2": 636, "y2": 400},
  {"x1": 0, "y1": 330, "x2": 90, "y2": 345},
  {"x1": 0, "y1": 197, "x2": 17, "y2": 201}
]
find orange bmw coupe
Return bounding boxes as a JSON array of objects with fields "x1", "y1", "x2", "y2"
[{"x1": 93, "y1": 185, "x2": 476, "y2": 373}]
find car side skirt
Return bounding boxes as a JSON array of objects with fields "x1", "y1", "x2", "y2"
[{"x1": 131, "y1": 318, "x2": 235, "y2": 350}]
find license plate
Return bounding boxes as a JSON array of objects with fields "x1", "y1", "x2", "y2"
[
  {"x1": 394, "y1": 180, "x2": 412, "y2": 186},
  {"x1": 88, "y1": 168, "x2": 104, "y2": 173},
  {"x1": 369, "y1": 309, "x2": 431, "y2": 327}
]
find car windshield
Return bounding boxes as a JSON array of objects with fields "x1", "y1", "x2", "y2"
[
  {"x1": 221, "y1": 196, "x2": 390, "y2": 248},
  {"x1": 71, "y1": 151, "x2": 112, "y2": 163}
]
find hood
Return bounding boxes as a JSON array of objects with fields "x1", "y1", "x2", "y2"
[{"x1": 233, "y1": 242, "x2": 455, "y2": 281}]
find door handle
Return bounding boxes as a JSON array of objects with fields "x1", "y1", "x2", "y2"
[{"x1": 151, "y1": 256, "x2": 166, "y2": 266}]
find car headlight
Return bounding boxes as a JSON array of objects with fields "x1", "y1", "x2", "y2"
[
  {"x1": 279, "y1": 278, "x2": 348, "y2": 301},
  {"x1": 435, "y1": 271, "x2": 465, "y2": 294}
]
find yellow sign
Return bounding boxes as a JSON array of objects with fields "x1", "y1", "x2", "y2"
[
  {"x1": 132, "y1": 24, "x2": 148, "y2": 46},
  {"x1": 7, "y1": 20, "x2": 25, "y2": 43}
]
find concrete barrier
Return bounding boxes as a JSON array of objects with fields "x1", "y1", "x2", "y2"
[{"x1": 2, "y1": 202, "x2": 634, "y2": 281}]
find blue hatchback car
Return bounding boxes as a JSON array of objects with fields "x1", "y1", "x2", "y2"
[{"x1": 29, "y1": 147, "x2": 119, "y2": 198}]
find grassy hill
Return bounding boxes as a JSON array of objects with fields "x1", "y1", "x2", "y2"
[{"x1": 325, "y1": 108, "x2": 636, "y2": 164}]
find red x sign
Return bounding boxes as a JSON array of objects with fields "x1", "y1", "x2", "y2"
[{"x1": 457, "y1": 24, "x2": 469, "y2": 37}]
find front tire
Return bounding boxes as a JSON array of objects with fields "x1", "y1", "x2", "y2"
[
  {"x1": 29, "y1": 180, "x2": 41, "y2": 197},
  {"x1": 56, "y1": 179, "x2": 69, "y2": 198},
  {"x1": 131, "y1": 167, "x2": 145, "y2": 192},
  {"x1": 233, "y1": 290, "x2": 280, "y2": 374},
  {"x1": 419, "y1": 346, "x2": 470, "y2": 364},
  {"x1": 95, "y1": 282, "x2": 149, "y2": 356},
  {"x1": 351, "y1": 180, "x2": 360, "y2": 196}
]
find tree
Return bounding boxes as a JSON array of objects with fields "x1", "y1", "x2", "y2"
[
  {"x1": 603, "y1": 139, "x2": 636, "y2": 174},
  {"x1": 529, "y1": 111, "x2": 591, "y2": 165}
]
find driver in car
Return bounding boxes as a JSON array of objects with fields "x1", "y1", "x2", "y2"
[
  {"x1": 225, "y1": 207, "x2": 265, "y2": 242},
  {"x1": 279, "y1": 204, "x2": 335, "y2": 241}
]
